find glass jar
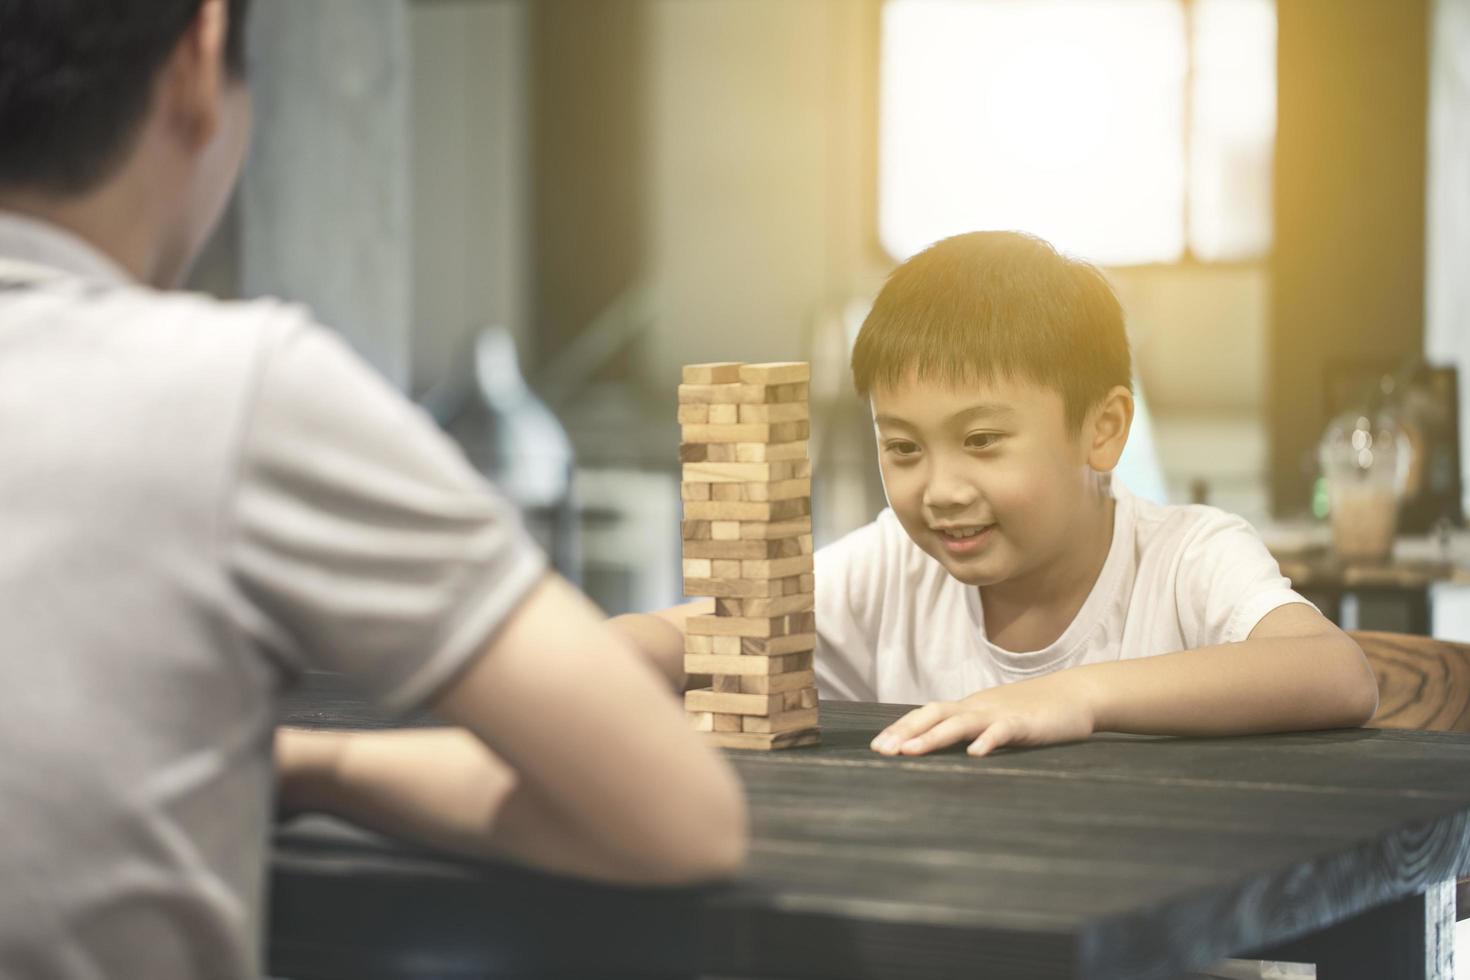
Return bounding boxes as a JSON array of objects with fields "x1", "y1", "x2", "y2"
[{"x1": 1317, "y1": 407, "x2": 1411, "y2": 562}]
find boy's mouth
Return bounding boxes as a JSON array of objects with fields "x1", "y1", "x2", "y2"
[{"x1": 933, "y1": 523, "x2": 995, "y2": 554}]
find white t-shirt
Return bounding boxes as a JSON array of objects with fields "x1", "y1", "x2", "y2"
[
  {"x1": 814, "y1": 482, "x2": 1312, "y2": 704},
  {"x1": 0, "y1": 213, "x2": 546, "y2": 980}
]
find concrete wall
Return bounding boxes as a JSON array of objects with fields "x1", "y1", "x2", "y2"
[
  {"x1": 410, "y1": 0, "x2": 530, "y2": 396},
  {"x1": 232, "y1": 0, "x2": 531, "y2": 398},
  {"x1": 239, "y1": 0, "x2": 413, "y2": 389},
  {"x1": 642, "y1": 0, "x2": 886, "y2": 384}
]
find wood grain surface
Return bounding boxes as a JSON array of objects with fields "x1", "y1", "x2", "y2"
[{"x1": 1353, "y1": 630, "x2": 1470, "y2": 732}]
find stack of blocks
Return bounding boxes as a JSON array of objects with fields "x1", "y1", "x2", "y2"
[{"x1": 679, "y1": 361, "x2": 821, "y2": 750}]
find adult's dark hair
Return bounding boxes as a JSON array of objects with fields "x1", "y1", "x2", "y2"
[
  {"x1": 0, "y1": 0, "x2": 251, "y2": 194},
  {"x1": 851, "y1": 231, "x2": 1132, "y2": 432}
]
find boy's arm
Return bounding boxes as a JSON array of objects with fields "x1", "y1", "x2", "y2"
[
  {"x1": 607, "y1": 598, "x2": 714, "y2": 691},
  {"x1": 872, "y1": 603, "x2": 1379, "y2": 757}
]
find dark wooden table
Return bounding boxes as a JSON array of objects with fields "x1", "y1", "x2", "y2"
[{"x1": 272, "y1": 673, "x2": 1470, "y2": 980}]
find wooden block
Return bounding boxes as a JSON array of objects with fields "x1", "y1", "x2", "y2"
[
  {"x1": 738, "y1": 402, "x2": 809, "y2": 423},
  {"x1": 739, "y1": 670, "x2": 816, "y2": 695},
  {"x1": 742, "y1": 707, "x2": 820, "y2": 734},
  {"x1": 684, "y1": 633, "x2": 713, "y2": 654},
  {"x1": 711, "y1": 559, "x2": 742, "y2": 578},
  {"x1": 681, "y1": 423, "x2": 774, "y2": 445},
  {"x1": 685, "y1": 688, "x2": 780, "y2": 716},
  {"x1": 689, "y1": 711, "x2": 713, "y2": 732},
  {"x1": 781, "y1": 689, "x2": 805, "y2": 710},
  {"x1": 734, "y1": 441, "x2": 807, "y2": 462},
  {"x1": 711, "y1": 635, "x2": 743, "y2": 656},
  {"x1": 799, "y1": 573, "x2": 815, "y2": 592},
  {"x1": 684, "y1": 536, "x2": 809, "y2": 560},
  {"x1": 686, "y1": 613, "x2": 809, "y2": 638},
  {"x1": 707, "y1": 403, "x2": 739, "y2": 424},
  {"x1": 682, "y1": 558, "x2": 712, "y2": 578},
  {"x1": 713, "y1": 674, "x2": 742, "y2": 693},
  {"x1": 684, "y1": 651, "x2": 813, "y2": 676},
  {"x1": 682, "y1": 362, "x2": 744, "y2": 384},
  {"x1": 682, "y1": 498, "x2": 811, "y2": 521},
  {"x1": 740, "y1": 555, "x2": 815, "y2": 580},
  {"x1": 681, "y1": 421, "x2": 810, "y2": 444},
  {"x1": 744, "y1": 478, "x2": 812, "y2": 502},
  {"x1": 711, "y1": 484, "x2": 744, "y2": 502},
  {"x1": 711, "y1": 521, "x2": 741, "y2": 540},
  {"x1": 713, "y1": 713, "x2": 743, "y2": 732},
  {"x1": 677, "y1": 383, "x2": 778, "y2": 405},
  {"x1": 771, "y1": 382, "x2": 810, "y2": 403},
  {"x1": 677, "y1": 404, "x2": 709, "y2": 424},
  {"x1": 741, "y1": 633, "x2": 817, "y2": 656},
  {"x1": 740, "y1": 517, "x2": 812, "y2": 539},
  {"x1": 682, "y1": 520, "x2": 712, "y2": 541},
  {"x1": 681, "y1": 460, "x2": 808, "y2": 484},
  {"x1": 703, "y1": 729, "x2": 821, "y2": 751},
  {"x1": 799, "y1": 687, "x2": 819, "y2": 709},
  {"x1": 717, "y1": 592, "x2": 814, "y2": 617},
  {"x1": 739, "y1": 362, "x2": 810, "y2": 385},
  {"x1": 682, "y1": 576, "x2": 790, "y2": 598},
  {"x1": 681, "y1": 442, "x2": 735, "y2": 462},
  {"x1": 681, "y1": 482, "x2": 710, "y2": 501}
]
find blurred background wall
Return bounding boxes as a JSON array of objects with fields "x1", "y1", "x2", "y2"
[{"x1": 190, "y1": 0, "x2": 1470, "y2": 619}]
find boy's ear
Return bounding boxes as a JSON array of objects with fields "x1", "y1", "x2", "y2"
[
  {"x1": 1085, "y1": 385, "x2": 1134, "y2": 473},
  {"x1": 161, "y1": 0, "x2": 230, "y2": 152}
]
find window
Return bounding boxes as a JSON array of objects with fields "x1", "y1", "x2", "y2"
[{"x1": 879, "y1": 0, "x2": 1276, "y2": 266}]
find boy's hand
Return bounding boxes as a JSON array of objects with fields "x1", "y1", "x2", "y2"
[{"x1": 870, "y1": 672, "x2": 1097, "y2": 757}]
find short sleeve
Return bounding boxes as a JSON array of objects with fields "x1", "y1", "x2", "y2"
[
  {"x1": 814, "y1": 517, "x2": 893, "y2": 702},
  {"x1": 1174, "y1": 511, "x2": 1315, "y2": 648},
  {"x1": 224, "y1": 317, "x2": 547, "y2": 714}
]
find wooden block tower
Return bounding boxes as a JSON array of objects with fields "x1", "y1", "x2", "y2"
[{"x1": 678, "y1": 361, "x2": 820, "y2": 750}]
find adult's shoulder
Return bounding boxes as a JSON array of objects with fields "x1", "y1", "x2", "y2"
[{"x1": 35, "y1": 279, "x2": 319, "y2": 380}]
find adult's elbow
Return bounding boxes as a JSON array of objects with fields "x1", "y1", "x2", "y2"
[{"x1": 639, "y1": 762, "x2": 749, "y2": 885}]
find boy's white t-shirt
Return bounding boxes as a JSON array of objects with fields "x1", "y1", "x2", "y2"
[{"x1": 814, "y1": 482, "x2": 1313, "y2": 704}]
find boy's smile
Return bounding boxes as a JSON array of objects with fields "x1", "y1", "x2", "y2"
[
  {"x1": 870, "y1": 373, "x2": 1124, "y2": 618},
  {"x1": 934, "y1": 523, "x2": 995, "y2": 555}
]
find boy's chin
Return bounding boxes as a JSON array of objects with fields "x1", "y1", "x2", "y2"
[
  {"x1": 929, "y1": 549, "x2": 1011, "y2": 587},
  {"x1": 944, "y1": 563, "x2": 1009, "y2": 588}
]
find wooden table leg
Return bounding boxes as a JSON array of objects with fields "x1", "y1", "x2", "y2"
[{"x1": 1253, "y1": 881, "x2": 1455, "y2": 980}]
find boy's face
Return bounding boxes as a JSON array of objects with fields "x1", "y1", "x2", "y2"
[{"x1": 871, "y1": 374, "x2": 1101, "y2": 588}]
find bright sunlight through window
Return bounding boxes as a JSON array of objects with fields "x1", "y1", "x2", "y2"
[{"x1": 879, "y1": 0, "x2": 1276, "y2": 267}]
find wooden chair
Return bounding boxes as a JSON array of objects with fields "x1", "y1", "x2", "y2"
[{"x1": 1349, "y1": 630, "x2": 1470, "y2": 920}]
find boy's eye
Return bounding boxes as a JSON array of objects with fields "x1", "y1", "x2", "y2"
[
  {"x1": 884, "y1": 439, "x2": 921, "y2": 457},
  {"x1": 966, "y1": 432, "x2": 1003, "y2": 450}
]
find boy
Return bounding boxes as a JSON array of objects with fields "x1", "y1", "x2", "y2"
[
  {"x1": 0, "y1": 2, "x2": 743, "y2": 977},
  {"x1": 627, "y1": 231, "x2": 1377, "y2": 758}
]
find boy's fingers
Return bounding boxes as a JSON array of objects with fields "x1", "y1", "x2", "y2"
[
  {"x1": 871, "y1": 701, "x2": 955, "y2": 754},
  {"x1": 967, "y1": 716, "x2": 1022, "y2": 757},
  {"x1": 898, "y1": 713, "x2": 983, "y2": 756}
]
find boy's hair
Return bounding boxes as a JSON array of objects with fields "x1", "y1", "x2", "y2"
[
  {"x1": 0, "y1": 0, "x2": 251, "y2": 195},
  {"x1": 852, "y1": 231, "x2": 1132, "y2": 432}
]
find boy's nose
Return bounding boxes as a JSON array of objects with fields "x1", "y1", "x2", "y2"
[{"x1": 922, "y1": 463, "x2": 980, "y2": 511}]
